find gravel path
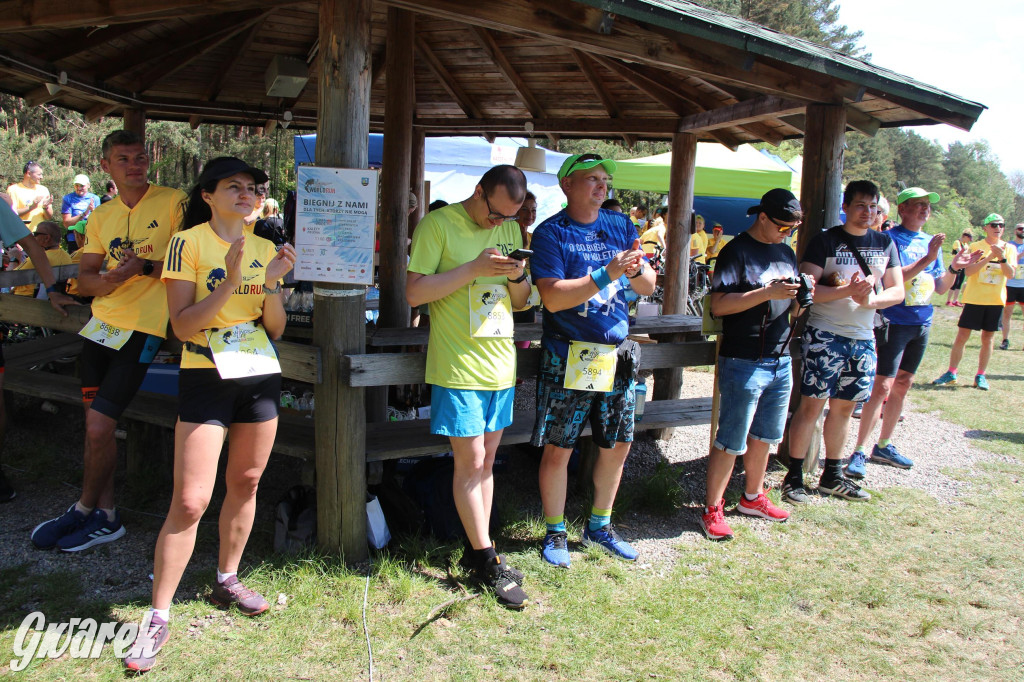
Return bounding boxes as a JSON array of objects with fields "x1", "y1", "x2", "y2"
[{"x1": 0, "y1": 366, "x2": 1011, "y2": 605}]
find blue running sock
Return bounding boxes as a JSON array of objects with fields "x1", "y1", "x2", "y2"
[
  {"x1": 588, "y1": 507, "x2": 612, "y2": 532},
  {"x1": 545, "y1": 515, "x2": 566, "y2": 534}
]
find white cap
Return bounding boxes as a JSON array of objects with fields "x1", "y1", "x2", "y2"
[{"x1": 73, "y1": 174, "x2": 90, "y2": 186}]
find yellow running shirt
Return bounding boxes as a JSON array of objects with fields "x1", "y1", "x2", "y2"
[
  {"x1": 7, "y1": 182, "x2": 51, "y2": 230},
  {"x1": 12, "y1": 247, "x2": 72, "y2": 296},
  {"x1": 962, "y1": 240, "x2": 1018, "y2": 306},
  {"x1": 690, "y1": 230, "x2": 709, "y2": 264},
  {"x1": 162, "y1": 223, "x2": 280, "y2": 369},
  {"x1": 82, "y1": 185, "x2": 186, "y2": 338},
  {"x1": 408, "y1": 203, "x2": 522, "y2": 390}
]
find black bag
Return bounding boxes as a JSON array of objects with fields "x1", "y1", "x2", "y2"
[
  {"x1": 834, "y1": 227, "x2": 889, "y2": 346},
  {"x1": 274, "y1": 485, "x2": 317, "y2": 553}
]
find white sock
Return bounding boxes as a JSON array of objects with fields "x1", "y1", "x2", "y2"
[
  {"x1": 217, "y1": 570, "x2": 236, "y2": 584},
  {"x1": 99, "y1": 507, "x2": 116, "y2": 521},
  {"x1": 74, "y1": 501, "x2": 93, "y2": 515},
  {"x1": 744, "y1": 492, "x2": 759, "y2": 501},
  {"x1": 149, "y1": 607, "x2": 170, "y2": 622}
]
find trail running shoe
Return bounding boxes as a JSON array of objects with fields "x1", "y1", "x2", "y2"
[
  {"x1": 871, "y1": 443, "x2": 913, "y2": 469},
  {"x1": 458, "y1": 548, "x2": 524, "y2": 584},
  {"x1": 781, "y1": 481, "x2": 810, "y2": 504},
  {"x1": 123, "y1": 613, "x2": 170, "y2": 672},
  {"x1": 844, "y1": 451, "x2": 868, "y2": 479},
  {"x1": 737, "y1": 493, "x2": 790, "y2": 522},
  {"x1": 974, "y1": 374, "x2": 989, "y2": 391},
  {"x1": 851, "y1": 402, "x2": 863, "y2": 419},
  {"x1": 57, "y1": 508, "x2": 126, "y2": 552},
  {"x1": 0, "y1": 470, "x2": 14, "y2": 503},
  {"x1": 817, "y1": 476, "x2": 871, "y2": 501},
  {"x1": 582, "y1": 523, "x2": 639, "y2": 561},
  {"x1": 541, "y1": 531, "x2": 571, "y2": 568},
  {"x1": 999, "y1": 339, "x2": 1010, "y2": 350},
  {"x1": 699, "y1": 500, "x2": 733, "y2": 541},
  {"x1": 932, "y1": 371, "x2": 957, "y2": 386},
  {"x1": 31, "y1": 504, "x2": 89, "y2": 549},
  {"x1": 209, "y1": 575, "x2": 269, "y2": 616},
  {"x1": 478, "y1": 555, "x2": 528, "y2": 610}
]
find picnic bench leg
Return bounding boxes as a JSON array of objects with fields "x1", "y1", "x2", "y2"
[{"x1": 125, "y1": 421, "x2": 173, "y2": 486}]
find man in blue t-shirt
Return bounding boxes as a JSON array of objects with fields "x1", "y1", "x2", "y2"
[
  {"x1": 848, "y1": 188, "x2": 981, "y2": 480},
  {"x1": 999, "y1": 223, "x2": 1024, "y2": 350},
  {"x1": 60, "y1": 174, "x2": 102, "y2": 253},
  {"x1": 529, "y1": 153, "x2": 655, "y2": 568}
]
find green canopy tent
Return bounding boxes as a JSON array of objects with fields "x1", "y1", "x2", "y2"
[{"x1": 611, "y1": 143, "x2": 794, "y2": 199}]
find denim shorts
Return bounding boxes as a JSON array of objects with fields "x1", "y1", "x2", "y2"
[
  {"x1": 429, "y1": 385, "x2": 515, "y2": 438},
  {"x1": 800, "y1": 326, "x2": 876, "y2": 402},
  {"x1": 875, "y1": 323, "x2": 929, "y2": 378},
  {"x1": 713, "y1": 355, "x2": 792, "y2": 455}
]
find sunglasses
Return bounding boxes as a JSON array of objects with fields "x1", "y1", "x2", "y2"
[
  {"x1": 768, "y1": 215, "x2": 800, "y2": 232},
  {"x1": 989, "y1": 223, "x2": 1005, "y2": 228},
  {"x1": 483, "y1": 193, "x2": 519, "y2": 222},
  {"x1": 563, "y1": 153, "x2": 603, "y2": 177}
]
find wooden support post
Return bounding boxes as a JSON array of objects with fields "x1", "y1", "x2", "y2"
[
  {"x1": 122, "y1": 108, "x2": 145, "y2": 137},
  {"x1": 652, "y1": 132, "x2": 696, "y2": 440},
  {"x1": 778, "y1": 103, "x2": 846, "y2": 462},
  {"x1": 378, "y1": 7, "x2": 414, "y2": 330},
  {"x1": 313, "y1": 0, "x2": 371, "y2": 561},
  {"x1": 409, "y1": 129, "x2": 425, "y2": 236}
]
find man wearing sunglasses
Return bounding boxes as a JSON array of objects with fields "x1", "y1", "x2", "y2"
[
  {"x1": 406, "y1": 164, "x2": 531, "y2": 609},
  {"x1": 528, "y1": 153, "x2": 655, "y2": 567},
  {"x1": 784, "y1": 180, "x2": 903, "y2": 503},
  {"x1": 698, "y1": 189, "x2": 804, "y2": 541},
  {"x1": 7, "y1": 161, "x2": 53, "y2": 231},
  {"x1": 998, "y1": 223, "x2": 1024, "y2": 350},
  {"x1": 933, "y1": 214, "x2": 1017, "y2": 390}
]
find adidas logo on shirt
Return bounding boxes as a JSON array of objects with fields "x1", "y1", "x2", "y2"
[
  {"x1": 146, "y1": 220, "x2": 158, "y2": 229},
  {"x1": 250, "y1": 258, "x2": 264, "y2": 268}
]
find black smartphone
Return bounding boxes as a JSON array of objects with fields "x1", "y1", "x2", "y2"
[{"x1": 508, "y1": 248, "x2": 533, "y2": 260}]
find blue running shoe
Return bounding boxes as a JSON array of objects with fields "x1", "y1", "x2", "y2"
[
  {"x1": 582, "y1": 524, "x2": 638, "y2": 561},
  {"x1": 31, "y1": 504, "x2": 88, "y2": 549},
  {"x1": 871, "y1": 443, "x2": 913, "y2": 469},
  {"x1": 974, "y1": 374, "x2": 990, "y2": 391},
  {"x1": 541, "y1": 531, "x2": 571, "y2": 568},
  {"x1": 844, "y1": 451, "x2": 867, "y2": 479},
  {"x1": 57, "y1": 508, "x2": 126, "y2": 552},
  {"x1": 932, "y1": 371, "x2": 957, "y2": 386}
]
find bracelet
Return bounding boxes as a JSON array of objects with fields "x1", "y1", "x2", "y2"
[
  {"x1": 45, "y1": 284, "x2": 59, "y2": 294},
  {"x1": 507, "y1": 272, "x2": 528, "y2": 284},
  {"x1": 264, "y1": 282, "x2": 282, "y2": 295},
  {"x1": 948, "y1": 265, "x2": 961, "y2": 274},
  {"x1": 628, "y1": 262, "x2": 646, "y2": 279},
  {"x1": 590, "y1": 266, "x2": 613, "y2": 290}
]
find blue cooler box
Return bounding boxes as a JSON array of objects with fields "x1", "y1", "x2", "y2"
[{"x1": 140, "y1": 363, "x2": 179, "y2": 396}]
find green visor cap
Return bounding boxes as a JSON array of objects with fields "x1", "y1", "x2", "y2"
[
  {"x1": 982, "y1": 213, "x2": 1005, "y2": 225},
  {"x1": 896, "y1": 187, "x2": 940, "y2": 205},
  {"x1": 69, "y1": 220, "x2": 87, "y2": 234},
  {"x1": 557, "y1": 154, "x2": 617, "y2": 180}
]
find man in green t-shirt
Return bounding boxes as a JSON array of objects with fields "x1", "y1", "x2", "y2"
[{"x1": 406, "y1": 165, "x2": 531, "y2": 609}]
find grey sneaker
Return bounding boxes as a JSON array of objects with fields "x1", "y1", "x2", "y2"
[
  {"x1": 209, "y1": 575, "x2": 269, "y2": 616},
  {"x1": 781, "y1": 481, "x2": 810, "y2": 504},
  {"x1": 123, "y1": 613, "x2": 170, "y2": 672},
  {"x1": 818, "y1": 476, "x2": 871, "y2": 501}
]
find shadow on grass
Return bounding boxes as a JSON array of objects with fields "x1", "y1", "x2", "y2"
[{"x1": 964, "y1": 429, "x2": 1024, "y2": 446}]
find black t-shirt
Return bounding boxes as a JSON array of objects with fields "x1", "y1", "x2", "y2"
[
  {"x1": 711, "y1": 231, "x2": 799, "y2": 359},
  {"x1": 254, "y1": 216, "x2": 287, "y2": 245}
]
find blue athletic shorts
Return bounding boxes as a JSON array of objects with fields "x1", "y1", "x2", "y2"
[
  {"x1": 713, "y1": 355, "x2": 792, "y2": 455},
  {"x1": 800, "y1": 326, "x2": 876, "y2": 402},
  {"x1": 429, "y1": 385, "x2": 515, "y2": 438}
]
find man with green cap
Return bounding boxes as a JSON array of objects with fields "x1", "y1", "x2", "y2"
[
  {"x1": 529, "y1": 153, "x2": 654, "y2": 568},
  {"x1": 933, "y1": 213, "x2": 1017, "y2": 390},
  {"x1": 846, "y1": 188, "x2": 981, "y2": 479}
]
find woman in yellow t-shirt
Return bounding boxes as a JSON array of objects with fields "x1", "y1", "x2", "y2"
[
  {"x1": 126, "y1": 157, "x2": 296, "y2": 673},
  {"x1": 946, "y1": 230, "x2": 973, "y2": 306}
]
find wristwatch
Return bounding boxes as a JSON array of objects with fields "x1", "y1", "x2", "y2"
[
  {"x1": 141, "y1": 259, "x2": 155, "y2": 276},
  {"x1": 507, "y1": 272, "x2": 528, "y2": 284},
  {"x1": 628, "y1": 262, "x2": 646, "y2": 279}
]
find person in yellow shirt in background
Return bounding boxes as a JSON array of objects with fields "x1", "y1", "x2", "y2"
[
  {"x1": 7, "y1": 161, "x2": 53, "y2": 231},
  {"x1": 946, "y1": 230, "x2": 973, "y2": 307},
  {"x1": 933, "y1": 214, "x2": 1017, "y2": 390},
  {"x1": 639, "y1": 209, "x2": 667, "y2": 257},
  {"x1": 705, "y1": 223, "x2": 728, "y2": 265},
  {"x1": 690, "y1": 214, "x2": 709, "y2": 264},
  {"x1": 12, "y1": 221, "x2": 72, "y2": 296}
]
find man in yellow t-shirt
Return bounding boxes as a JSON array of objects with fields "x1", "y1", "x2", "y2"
[
  {"x1": 406, "y1": 164, "x2": 530, "y2": 609},
  {"x1": 705, "y1": 223, "x2": 729, "y2": 264},
  {"x1": 12, "y1": 221, "x2": 72, "y2": 296},
  {"x1": 933, "y1": 214, "x2": 1017, "y2": 391},
  {"x1": 31, "y1": 130, "x2": 186, "y2": 553},
  {"x1": 690, "y1": 214, "x2": 709, "y2": 264},
  {"x1": 7, "y1": 161, "x2": 53, "y2": 231}
]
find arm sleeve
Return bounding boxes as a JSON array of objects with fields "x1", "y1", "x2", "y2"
[
  {"x1": 161, "y1": 233, "x2": 197, "y2": 283},
  {"x1": 407, "y1": 214, "x2": 443, "y2": 276},
  {"x1": 710, "y1": 240, "x2": 745, "y2": 294},
  {"x1": 0, "y1": 203, "x2": 31, "y2": 245},
  {"x1": 60, "y1": 195, "x2": 74, "y2": 216},
  {"x1": 884, "y1": 237, "x2": 900, "y2": 270},
  {"x1": 527, "y1": 224, "x2": 565, "y2": 281}
]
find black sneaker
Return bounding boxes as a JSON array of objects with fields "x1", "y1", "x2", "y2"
[
  {"x1": 818, "y1": 476, "x2": 871, "y2": 501},
  {"x1": 999, "y1": 338, "x2": 1009, "y2": 351},
  {"x1": 458, "y1": 548, "x2": 524, "y2": 584},
  {"x1": 477, "y1": 555, "x2": 528, "y2": 610},
  {"x1": 0, "y1": 470, "x2": 14, "y2": 503}
]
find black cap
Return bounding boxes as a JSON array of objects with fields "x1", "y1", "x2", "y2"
[
  {"x1": 198, "y1": 156, "x2": 269, "y2": 185},
  {"x1": 747, "y1": 188, "x2": 801, "y2": 222}
]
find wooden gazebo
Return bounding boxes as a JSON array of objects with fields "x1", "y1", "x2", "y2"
[{"x1": 0, "y1": 0, "x2": 985, "y2": 559}]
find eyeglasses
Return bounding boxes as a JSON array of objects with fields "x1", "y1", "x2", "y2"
[
  {"x1": 768, "y1": 215, "x2": 801, "y2": 232},
  {"x1": 483, "y1": 193, "x2": 519, "y2": 222},
  {"x1": 563, "y1": 153, "x2": 603, "y2": 177},
  {"x1": 989, "y1": 223, "x2": 1005, "y2": 228}
]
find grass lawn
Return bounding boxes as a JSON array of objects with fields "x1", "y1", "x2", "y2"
[{"x1": 2, "y1": 303, "x2": 1023, "y2": 680}]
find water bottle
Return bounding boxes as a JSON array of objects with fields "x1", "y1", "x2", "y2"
[{"x1": 634, "y1": 382, "x2": 647, "y2": 422}]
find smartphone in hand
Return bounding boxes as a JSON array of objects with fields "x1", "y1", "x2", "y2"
[{"x1": 508, "y1": 248, "x2": 533, "y2": 261}]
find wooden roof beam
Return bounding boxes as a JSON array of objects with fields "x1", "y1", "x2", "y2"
[
  {"x1": 571, "y1": 49, "x2": 632, "y2": 147},
  {"x1": 414, "y1": 33, "x2": 488, "y2": 134},
  {"x1": 85, "y1": 102, "x2": 117, "y2": 122},
  {"x1": 48, "y1": 22, "x2": 158, "y2": 63},
  {"x1": 415, "y1": 117, "x2": 680, "y2": 137},
  {"x1": 202, "y1": 15, "x2": 271, "y2": 102},
  {"x1": 844, "y1": 106, "x2": 881, "y2": 137},
  {"x1": 24, "y1": 84, "x2": 61, "y2": 107},
  {"x1": 0, "y1": 0, "x2": 297, "y2": 32}
]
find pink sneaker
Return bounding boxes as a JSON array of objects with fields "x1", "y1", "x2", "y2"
[
  {"x1": 737, "y1": 493, "x2": 790, "y2": 522},
  {"x1": 699, "y1": 500, "x2": 733, "y2": 541}
]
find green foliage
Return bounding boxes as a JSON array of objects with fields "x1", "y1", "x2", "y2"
[
  {"x1": 557, "y1": 138, "x2": 671, "y2": 213},
  {"x1": 926, "y1": 189, "x2": 975, "y2": 242},
  {"x1": 943, "y1": 141, "x2": 1016, "y2": 225}
]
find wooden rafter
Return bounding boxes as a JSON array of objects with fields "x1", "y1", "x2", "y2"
[
  {"x1": 0, "y1": 0, "x2": 299, "y2": 32},
  {"x1": 672, "y1": 96, "x2": 805, "y2": 135},
  {"x1": 414, "y1": 34, "x2": 484, "y2": 120},
  {"x1": 203, "y1": 15, "x2": 271, "y2": 102},
  {"x1": 844, "y1": 106, "x2": 881, "y2": 136},
  {"x1": 24, "y1": 85, "x2": 61, "y2": 107},
  {"x1": 571, "y1": 49, "x2": 634, "y2": 146},
  {"x1": 48, "y1": 22, "x2": 158, "y2": 63},
  {"x1": 84, "y1": 102, "x2": 117, "y2": 122}
]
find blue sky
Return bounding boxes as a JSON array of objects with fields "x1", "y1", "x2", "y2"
[{"x1": 838, "y1": 0, "x2": 1022, "y2": 176}]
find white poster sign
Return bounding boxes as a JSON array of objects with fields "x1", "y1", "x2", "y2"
[{"x1": 295, "y1": 166, "x2": 378, "y2": 284}]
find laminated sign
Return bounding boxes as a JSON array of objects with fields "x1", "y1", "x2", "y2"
[
  {"x1": 79, "y1": 316, "x2": 132, "y2": 350},
  {"x1": 469, "y1": 283, "x2": 513, "y2": 338},
  {"x1": 206, "y1": 321, "x2": 281, "y2": 379},
  {"x1": 904, "y1": 273, "x2": 935, "y2": 306},
  {"x1": 564, "y1": 341, "x2": 616, "y2": 392}
]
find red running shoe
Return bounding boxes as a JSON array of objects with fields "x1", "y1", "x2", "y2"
[
  {"x1": 699, "y1": 500, "x2": 733, "y2": 541},
  {"x1": 737, "y1": 492, "x2": 790, "y2": 522}
]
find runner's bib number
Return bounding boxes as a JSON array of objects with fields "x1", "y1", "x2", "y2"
[
  {"x1": 469, "y1": 283, "x2": 513, "y2": 338},
  {"x1": 79, "y1": 316, "x2": 133, "y2": 350},
  {"x1": 979, "y1": 263, "x2": 1003, "y2": 285},
  {"x1": 904, "y1": 273, "x2": 935, "y2": 306},
  {"x1": 564, "y1": 341, "x2": 617, "y2": 392},
  {"x1": 206, "y1": 321, "x2": 281, "y2": 379}
]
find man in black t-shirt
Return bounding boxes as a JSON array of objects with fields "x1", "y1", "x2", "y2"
[
  {"x1": 700, "y1": 189, "x2": 807, "y2": 541},
  {"x1": 784, "y1": 181, "x2": 903, "y2": 504}
]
